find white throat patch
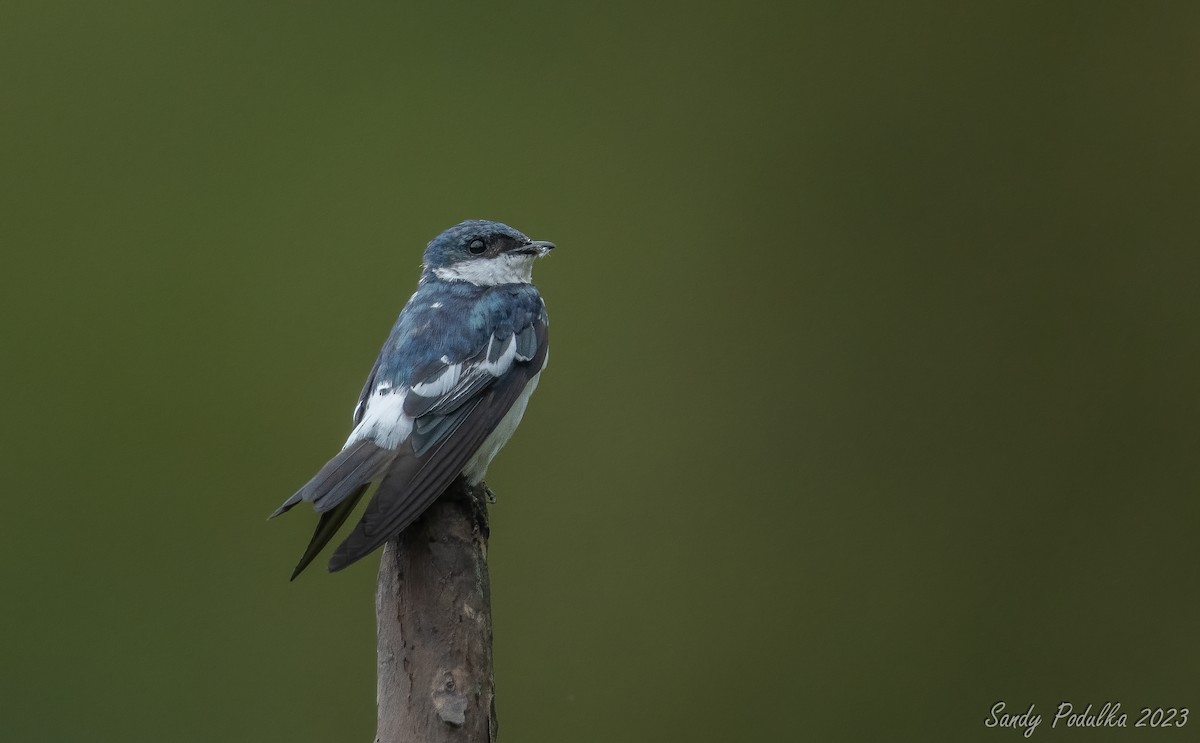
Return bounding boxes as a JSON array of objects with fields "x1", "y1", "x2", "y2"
[{"x1": 432, "y1": 253, "x2": 536, "y2": 286}]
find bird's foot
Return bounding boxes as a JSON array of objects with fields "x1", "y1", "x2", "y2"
[{"x1": 483, "y1": 484, "x2": 497, "y2": 504}]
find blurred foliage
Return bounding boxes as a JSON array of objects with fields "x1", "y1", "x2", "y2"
[{"x1": 2, "y1": 2, "x2": 1199, "y2": 741}]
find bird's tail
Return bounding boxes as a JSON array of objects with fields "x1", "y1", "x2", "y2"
[
  {"x1": 270, "y1": 439, "x2": 394, "y2": 579},
  {"x1": 288, "y1": 485, "x2": 371, "y2": 580}
]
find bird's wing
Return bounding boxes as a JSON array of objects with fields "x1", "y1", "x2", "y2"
[{"x1": 327, "y1": 316, "x2": 547, "y2": 572}]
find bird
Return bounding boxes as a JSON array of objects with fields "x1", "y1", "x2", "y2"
[{"x1": 271, "y1": 220, "x2": 554, "y2": 579}]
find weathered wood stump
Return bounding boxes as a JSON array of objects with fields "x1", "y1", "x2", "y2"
[{"x1": 374, "y1": 479, "x2": 497, "y2": 743}]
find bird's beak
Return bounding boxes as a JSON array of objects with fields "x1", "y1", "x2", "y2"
[{"x1": 513, "y1": 240, "x2": 556, "y2": 256}]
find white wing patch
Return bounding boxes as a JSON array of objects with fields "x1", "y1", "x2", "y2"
[
  {"x1": 482, "y1": 335, "x2": 516, "y2": 376},
  {"x1": 346, "y1": 388, "x2": 413, "y2": 450},
  {"x1": 345, "y1": 326, "x2": 537, "y2": 452},
  {"x1": 411, "y1": 363, "x2": 462, "y2": 397}
]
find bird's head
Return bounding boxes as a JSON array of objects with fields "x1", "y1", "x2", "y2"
[{"x1": 422, "y1": 220, "x2": 555, "y2": 286}]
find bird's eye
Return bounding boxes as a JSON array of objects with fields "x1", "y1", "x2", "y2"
[{"x1": 468, "y1": 239, "x2": 486, "y2": 254}]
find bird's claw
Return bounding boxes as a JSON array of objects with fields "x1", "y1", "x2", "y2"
[{"x1": 484, "y1": 485, "x2": 497, "y2": 504}]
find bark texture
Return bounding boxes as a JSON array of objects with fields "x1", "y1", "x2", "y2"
[{"x1": 374, "y1": 478, "x2": 497, "y2": 743}]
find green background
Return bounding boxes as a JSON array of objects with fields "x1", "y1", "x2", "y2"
[{"x1": 3, "y1": 2, "x2": 1198, "y2": 741}]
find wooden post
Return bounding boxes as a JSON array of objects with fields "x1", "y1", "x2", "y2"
[{"x1": 374, "y1": 479, "x2": 497, "y2": 743}]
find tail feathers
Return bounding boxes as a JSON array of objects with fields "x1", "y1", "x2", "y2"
[
  {"x1": 271, "y1": 439, "x2": 396, "y2": 579},
  {"x1": 268, "y1": 439, "x2": 391, "y2": 519},
  {"x1": 311, "y1": 444, "x2": 392, "y2": 512},
  {"x1": 269, "y1": 491, "x2": 304, "y2": 519},
  {"x1": 290, "y1": 485, "x2": 370, "y2": 580},
  {"x1": 327, "y1": 437, "x2": 475, "y2": 573},
  {"x1": 327, "y1": 452, "x2": 428, "y2": 573}
]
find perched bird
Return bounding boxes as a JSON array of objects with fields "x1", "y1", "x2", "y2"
[{"x1": 272, "y1": 220, "x2": 554, "y2": 579}]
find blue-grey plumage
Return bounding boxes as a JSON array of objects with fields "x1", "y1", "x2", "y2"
[{"x1": 272, "y1": 220, "x2": 553, "y2": 579}]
